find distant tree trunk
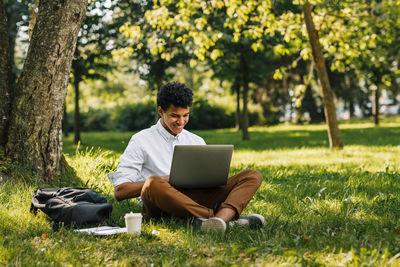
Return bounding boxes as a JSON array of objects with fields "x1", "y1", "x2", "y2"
[
  {"x1": 301, "y1": 86, "x2": 323, "y2": 123},
  {"x1": 155, "y1": 73, "x2": 163, "y2": 122},
  {"x1": 74, "y1": 75, "x2": 81, "y2": 144},
  {"x1": 348, "y1": 99, "x2": 355, "y2": 118},
  {"x1": 154, "y1": 57, "x2": 165, "y2": 122},
  {"x1": 233, "y1": 77, "x2": 242, "y2": 130},
  {"x1": 303, "y1": 2, "x2": 343, "y2": 149},
  {"x1": 372, "y1": 86, "x2": 380, "y2": 126},
  {"x1": 344, "y1": 75, "x2": 355, "y2": 118},
  {"x1": 240, "y1": 49, "x2": 250, "y2": 141},
  {"x1": 186, "y1": 63, "x2": 194, "y2": 90},
  {"x1": 156, "y1": 71, "x2": 163, "y2": 94},
  {"x1": 4, "y1": 1, "x2": 22, "y2": 96},
  {"x1": 0, "y1": 0, "x2": 12, "y2": 147},
  {"x1": 5, "y1": 0, "x2": 88, "y2": 181}
]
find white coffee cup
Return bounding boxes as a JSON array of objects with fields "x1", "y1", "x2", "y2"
[{"x1": 124, "y1": 212, "x2": 142, "y2": 235}]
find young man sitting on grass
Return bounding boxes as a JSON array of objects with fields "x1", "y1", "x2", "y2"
[{"x1": 108, "y1": 81, "x2": 264, "y2": 232}]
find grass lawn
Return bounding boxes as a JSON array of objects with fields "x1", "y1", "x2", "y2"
[{"x1": 1, "y1": 116, "x2": 400, "y2": 266}]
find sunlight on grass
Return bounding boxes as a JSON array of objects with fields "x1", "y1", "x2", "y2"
[
  {"x1": 2, "y1": 118, "x2": 400, "y2": 265},
  {"x1": 231, "y1": 145, "x2": 400, "y2": 172},
  {"x1": 65, "y1": 147, "x2": 117, "y2": 196}
]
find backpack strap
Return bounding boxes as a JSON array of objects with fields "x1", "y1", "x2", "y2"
[{"x1": 30, "y1": 188, "x2": 59, "y2": 215}]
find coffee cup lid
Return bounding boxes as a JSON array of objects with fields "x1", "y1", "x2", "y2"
[{"x1": 124, "y1": 212, "x2": 142, "y2": 218}]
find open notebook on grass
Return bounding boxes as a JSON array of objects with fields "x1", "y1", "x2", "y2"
[{"x1": 74, "y1": 226, "x2": 127, "y2": 236}]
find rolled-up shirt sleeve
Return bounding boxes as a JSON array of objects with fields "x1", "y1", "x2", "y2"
[{"x1": 108, "y1": 137, "x2": 144, "y2": 187}]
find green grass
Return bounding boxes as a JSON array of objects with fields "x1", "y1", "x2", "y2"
[{"x1": 2, "y1": 116, "x2": 400, "y2": 266}]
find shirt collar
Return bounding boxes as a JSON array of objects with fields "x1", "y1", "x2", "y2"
[{"x1": 156, "y1": 119, "x2": 180, "y2": 142}]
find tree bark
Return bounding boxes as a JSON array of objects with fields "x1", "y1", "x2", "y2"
[
  {"x1": 240, "y1": 50, "x2": 250, "y2": 141},
  {"x1": 5, "y1": 0, "x2": 88, "y2": 181},
  {"x1": 0, "y1": 0, "x2": 12, "y2": 147},
  {"x1": 303, "y1": 2, "x2": 343, "y2": 149}
]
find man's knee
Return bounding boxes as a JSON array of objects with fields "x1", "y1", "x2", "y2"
[
  {"x1": 242, "y1": 169, "x2": 263, "y2": 187},
  {"x1": 141, "y1": 176, "x2": 165, "y2": 197}
]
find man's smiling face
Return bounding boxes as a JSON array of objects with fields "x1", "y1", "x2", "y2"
[{"x1": 158, "y1": 104, "x2": 190, "y2": 136}]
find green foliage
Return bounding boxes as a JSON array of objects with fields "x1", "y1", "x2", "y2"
[
  {"x1": 67, "y1": 99, "x2": 261, "y2": 132},
  {"x1": 140, "y1": 0, "x2": 288, "y2": 140},
  {"x1": 186, "y1": 99, "x2": 235, "y2": 130},
  {"x1": 113, "y1": 101, "x2": 157, "y2": 131},
  {"x1": 65, "y1": 0, "x2": 399, "y2": 136},
  {"x1": 2, "y1": 117, "x2": 400, "y2": 265},
  {"x1": 114, "y1": 0, "x2": 185, "y2": 91},
  {"x1": 71, "y1": 1, "x2": 116, "y2": 83},
  {"x1": 299, "y1": 85, "x2": 325, "y2": 123},
  {"x1": 81, "y1": 109, "x2": 113, "y2": 132},
  {"x1": 321, "y1": 0, "x2": 400, "y2": 86}
]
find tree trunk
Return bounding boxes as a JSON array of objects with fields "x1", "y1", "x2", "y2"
[
  {"x1": 233, "y1": 77, "x2": 242, "y2": 130},
  {"x1": 349, "y1": 99, "x2": 355, "y2": 118},
  {"x1": 5, "y1": 0, "x2": 88, "y2": 181},
  {"x1": 344, "y1": 75, "x2": 355, "y2": 118},
  {"x1": 0, "y1": 0, "x2": 12, "y2": 147},
  {"x1": 186, "y1": 63, "x2": 194, "y2": 90},
  {"x1": 240, "y1": 50, "x2": 250, "y2": 141},
  {"x1": 156, "y1": 71, "x2": 163, "y2": 94},
  {"x1": 372, "y1": 86, "x2": 380, "y2": 126},
  {"x1": 303, "y1": 2, "x2": 343, "y2": 149},
  {"x1": 74, "y1": 75, "x2": 81, "y2": 144},
  {"x1": 4, "y1": 1, "x2": 23, "y2": 98},
  {"x1": 154, "y1": 58, "x2": 165, "y2": 122}
]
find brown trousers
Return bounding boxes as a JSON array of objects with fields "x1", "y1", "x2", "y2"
[{"x1": 140, "y1": 169, "x2": 262, "y2": 219}]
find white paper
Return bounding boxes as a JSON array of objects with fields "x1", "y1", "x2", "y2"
[{"x1": 74, "y1": 226, "x2": 127, "y2": 236}]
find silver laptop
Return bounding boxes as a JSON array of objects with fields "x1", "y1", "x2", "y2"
[{"x1": 169, "y1": 145, "x2": 233, "y2": 189}]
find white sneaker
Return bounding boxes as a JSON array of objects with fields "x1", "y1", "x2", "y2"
[
  {"x1": 229, "y1": 214, "x2": 265, "y2": 229},
  {"x1": 193, "y1": 217, "x2": 226, "y2": 232}
]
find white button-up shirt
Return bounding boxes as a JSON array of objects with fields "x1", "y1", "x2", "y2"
[{"x1": 108, "y1": 119, "x2": 206, "y2": 187}]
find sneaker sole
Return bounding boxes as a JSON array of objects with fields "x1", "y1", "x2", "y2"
[
  {"x1": 200, "y1": 217, "x2": 226, "y2": 232},
  {"x1": 249, "y1": 214, "x2": 265, "y2": 225},
  {"x1": 229, "y1": 214, "x2": 265, "y2": 228}
]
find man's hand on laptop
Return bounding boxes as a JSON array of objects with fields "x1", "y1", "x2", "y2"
[{"x1": 160, "y1": 175, "x2": 170, "y2": 182}]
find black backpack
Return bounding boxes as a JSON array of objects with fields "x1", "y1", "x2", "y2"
[{"x1": 31, "y1": 187, "x2": 113, "y2": 228}]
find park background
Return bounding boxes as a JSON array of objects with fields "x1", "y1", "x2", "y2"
[{"x1": 1, "y1": 0, "x2": 400, "y2": 266}]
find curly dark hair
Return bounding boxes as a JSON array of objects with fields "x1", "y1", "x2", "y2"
[{"x1": 157, "y1": 82, "x2": 193, "y2": 111}]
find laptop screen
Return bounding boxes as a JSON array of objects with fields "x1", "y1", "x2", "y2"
[{"x1": 169, "y1": 145, "x2": 233, "y2": 189}]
